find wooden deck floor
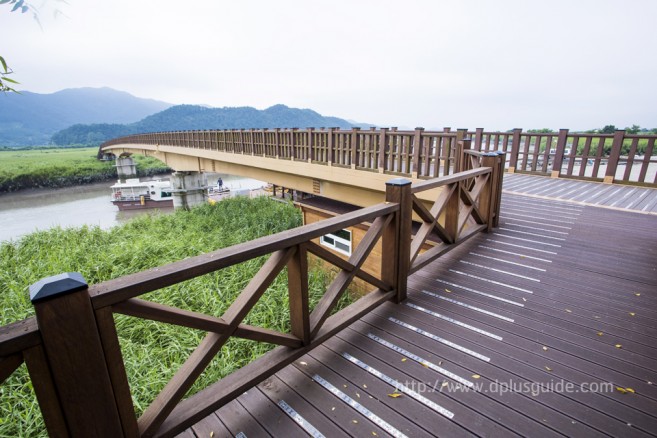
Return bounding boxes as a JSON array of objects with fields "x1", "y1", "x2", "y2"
[
  {"x1": 503, "y1": 173, "x2": 657, "y2": 214},
  {"x1": 179, "y1": 193, "x2": 657, "y2": 438}
]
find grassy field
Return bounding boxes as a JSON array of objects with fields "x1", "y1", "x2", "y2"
[
  {"x1": 0, "y1": 147, "x2": 170, "y2": 192},
  {"x1": 0, "y1": 197, "x2": 344, "y2": 436}
]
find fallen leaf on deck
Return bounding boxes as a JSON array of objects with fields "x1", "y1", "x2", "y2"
[
  {"x1": 356, "y1": 392, "x2": 360, "y2": 398},
  {"x1": 299, "y1": 361, "x2": 307, "y2": 366},
  {"x1": 438, "y1": 361, "x2": 443, "y2": 365},
  {"x1": 445, "y1": 288, "x2": 452, "y2": 293},
  {"x1": 522, "y1": 297, "x2": 527, "y2": 302},
  {"x1": 542, "y1": 346, "x2": 548, "y2": 351},
  {"x1": 626, "y1": 388, "x2": 635, "y2": 393},
  {"x1": 616, "y1": 387, "x2": 627, "y2": 394},
  {"x1": 635, "y1": 293, "x2": 641, "y2": 296},
  {"x1": 472, "y1": 374, "x2": 481, "y2": 379},
  {"x1": 388, "y1": 393, "x2": 403, "y2": 398},
  {"x1": 615, "y1": 344, "x2": 622, "y2": 349},
  {"x1": 545, "y1": 366, "x2": 553, "y2": 371},
  {"x1": 629, "y1": 312, "x2": 636, "y2": 316},
  {"x1": 594, "y1": 316, "x2": 600, "y2": 319},
  {"x1": 372, "y1": 432, "x2": 378, "y2": 436},
  {"x1": 401, "y1": 358, "x2": 407, "y2": 362},
  {"x1": 565, "y1": 309, "x2": 572, "y2": 313},
  {"x1": 597, "y1": 332, "x2": 603, "y2": 336},
  {"x1": 363, "y1": 384, "x2": 367, "y2": 388},
  {"x1": 352, "y1": 420, "x2": 358, "y2": 424},
  {"x1": 210, "y1": 432, "x2": 214, "y2": 438},
  {"x1": 441, "y1": 381, "x2": 449, "y2": 388},
  {"x1": 332, "y1": 407, "x2": 335, "y2": 411}
]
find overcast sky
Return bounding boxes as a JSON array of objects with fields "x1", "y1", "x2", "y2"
[{"x1": 2, "y1": 0, "x2": 656, "y2": 130}]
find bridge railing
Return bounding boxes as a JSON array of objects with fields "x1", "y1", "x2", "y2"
[
  {"x1": 1, "y1": 143, "x2": 505, "y2": 437},
  {"x1": 102, "y1": 127, "x2": 657, "y2": 186}
]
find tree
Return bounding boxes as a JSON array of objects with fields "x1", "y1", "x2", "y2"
[
  {"x1": 600, "y1": 125, "x2": 616, "y2": 134},
  {"x1": 0, "y1": 55, "x2": 19, "y2": 93},
  {"x1": 625, "y1": 124, "x2": 640, "y2": 134}
]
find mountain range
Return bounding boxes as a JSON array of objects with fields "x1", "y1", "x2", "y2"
[
  {"x1": 0, "y1": 87, "x2": 362, "y2": 147},
  {"x1": 0, "y1": 87, "x2": 172, "y2": 146}
]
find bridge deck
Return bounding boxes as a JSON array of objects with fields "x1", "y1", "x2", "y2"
[{"x1": 179, "y1": 191, "x2": 657, "y2": 437}]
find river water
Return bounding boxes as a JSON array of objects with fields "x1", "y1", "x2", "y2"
[{"x1": 0, "y1": 173, "x2": 266, "y2": 244}]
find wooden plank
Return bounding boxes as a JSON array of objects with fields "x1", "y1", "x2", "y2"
[
  {"x1": 215, "y1": 399, "x2": 271, "y2": 437},
  {"x1": 95, "y1": 307, "x2": 140, "y2": 437},
  {"x1": 288, "y1": 244, "x2": 310, "y2": 345},
  {"x1": 0, "y1": 317, "x2": 41, "y2": 357},
  {"x1": 237, "y1": 385, "x2": 309, "y2": 438},
  {"x1": 90, "y1": 203, "x2": 398, "y2": 309},
  {"x1": 113, "y1": 298, "x2": 302, "y2": 348},
  {"x1": 0, "y1": 353, "x2": 22, "y2": 385},
  {"x1": 257, "y1": 374, "x2": 347, "y2": 437}
]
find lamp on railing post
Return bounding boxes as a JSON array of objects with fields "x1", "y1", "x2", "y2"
[
  {"x1": 29, "y1": 273, "x2": 136, "y2": 437},
  {"x1": 384, "y1": 178, "x2": 412, "y2": 303}
]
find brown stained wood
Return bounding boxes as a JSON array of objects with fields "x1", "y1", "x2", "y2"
[
  {"x1": 0, "y1": 317, "x2": 41, "y2": 357},
  {"x1": 155, "y1": 289, "x2": 395, "y2": 437},
  {"x1": 23, "y1": 345, "x2": 69, "y2": 438},
  {"x1": 114, "y1": 298, "x2": 301, "y2": 348},
  {"x1": 409, "y1": 223, "x2": 486, "y2": 274},
  {"x1": 444, "y1": 182, "x2": 460, "y2": 244},
  {"x1": 95, "y1": 307, "x2": 140, "y2": 438},
  {"x1": 33, "y1": 289, "x2": 124, "y2": 437},
  {"x1": 623, "y1": 138, "x2": 640, "y2": 181},
  {"x1": 605, "y1": 130, "x2": 626, "y2": 178},
  {"x1": 639, "y1": 138, "x2": 655, "y2": 183},
  {"x1": 305, "y1": 241, "x2": 391, "y2": 292},
  {"x1": 222, "y1": 247, "x2": 296, "y2": 326},
  {"x1": 309, "y1": 214, "x2": 392, "y2": 337},
  {"x1": 288, "y1": 244, "x2": 310, "y2": 345},
  {"x1": 90, "y1": 202, "x2": 397, "y2": 309},
  {"x1": 410, "y1": 167, "x2": 490, "y2": 194},
  {"x1": 0, "y1": 353, "x2": 22, "y2": 385},
  {"x1": 139, "y1": 332, "x2": 231, "y2": 437}
]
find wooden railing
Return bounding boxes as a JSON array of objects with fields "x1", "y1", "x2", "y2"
[
  {"x1": 101, "y1": 127, "x2": 657, "y2": 186},
  {"x1": 1, "y1": 143, "x2": 505, "y2": 437}
]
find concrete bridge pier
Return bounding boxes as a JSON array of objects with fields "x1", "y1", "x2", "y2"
[
  {"x1": 171, "y1": 171, "x2": 208, "y2": 210},
  {"x1": 115, "y1": 156, "x2": 137, "y2": 181}
]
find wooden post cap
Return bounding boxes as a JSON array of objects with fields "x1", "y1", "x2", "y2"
[
  {"x1": 386, "y1": 178, "x2": 412, "y2": 186},
  {"x1": 29, "y1": 272, "x2": 88, "y2": 303}
]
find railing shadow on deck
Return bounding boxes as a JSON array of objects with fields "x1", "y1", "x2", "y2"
[{"x1": 0, "y1": 144, "x2": 505, "y2": 437}]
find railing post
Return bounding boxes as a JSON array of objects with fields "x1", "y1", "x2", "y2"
[
  {"x1": 479, "y1": 153, "x2": 501, "y2": 232},
  {"x1": 508, "y1": 128, "x2": 522, "y2": 172},
  {"x1": 307, "y1": 127, "x2": 315, "y2": 162},
  {"x1": 474, "y1": 128, "x2": 484, "y2": 151},
  {"x1": 411, "y1": 127, "x2": 424, "y2": 178},
  {"x1": 327, "y1": 127, "x2": 335, "y2": 165},
  {"x1": 384, "y1": 178, "x2": 412, "y2": 303},
  {"x1": 493, "y1": 151, "x2": 506, "y2": 228},
  {"x1": 456, "y1": 137, "x2": 472, "y2": 173},
  {"x1": 605, "y1": 130, "x2": 626, "y2": 183},
  {"x1": 552, "y1": 129, "x2": 569, "y2": 178},
  {"x1": 29, "y1": 273, "x2": 134, "y2": 437},
  {"x1": 350, "y1": 127, "x2": 361, "y2": 168},
  {"x1": 378, "y1": 127, "x2": 388, "y2": 172}
]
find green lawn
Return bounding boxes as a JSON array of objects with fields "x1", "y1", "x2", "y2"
[{"x1": 0, "y1": 147, "x2": 169, "y2": 192}]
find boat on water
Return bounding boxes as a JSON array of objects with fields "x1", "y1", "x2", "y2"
[{"x1": 110, "y1": 178, "x2": 174, "y2": 210}]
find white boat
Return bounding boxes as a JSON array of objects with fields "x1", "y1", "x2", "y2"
[{"x1": 110, "y1": 178, "x2": 174, "y2": 210}]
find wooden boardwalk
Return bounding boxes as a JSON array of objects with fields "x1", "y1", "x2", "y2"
[
  {"x1": 503, "y1": 173, "x2": 657, "y2": 214},
  {"x1": 179, "y1": 193, "x2": 657, "y2": 437}
]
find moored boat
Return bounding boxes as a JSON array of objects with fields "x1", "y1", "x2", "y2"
[{"x1": 110, "y1": 178, "x2": 174, "y2": 210}]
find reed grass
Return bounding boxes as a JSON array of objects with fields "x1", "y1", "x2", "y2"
[{"x1": 0, "y1": 197, "x2": 348, "y2": 436}]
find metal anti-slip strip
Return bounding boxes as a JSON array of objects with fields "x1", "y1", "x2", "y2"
[
  {"x1": 406, "y1": 302, "x2": 503, "y2": 340},
  {"x1": 389, "y1": 317, "x2": 491, "y2": 362},
  {"x1": 449, "y1": 269, "x2": 533, "y2": 294},
  {"x1": 312, "y1": 375, "x2": 409, "y2": 438},
  {"x1": 435, "y1": 278, "x2": 524, "y2": 307},
  {"x1": 235, "y1": 433, "x2": 247, "y2": 438},
  {"x1": 422, "y1": 289, "x2": 516, "y2": 322},
  {"x1": 277, "y1": 400, "x2": 325, "y2": 438},
  {"x1": 341, "y1": 353, "x2": 455, "y2": 419},
  {"x1": 366, "y1": 333, "x2": 474, "y2": 388}
]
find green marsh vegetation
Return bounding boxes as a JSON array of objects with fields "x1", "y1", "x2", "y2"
[
  {"x1": 0, "y1": 146, "x2": 170, "y2": 192},
  {"x1": 0, "y1": 197, "x2": 347, "y2": 436}
]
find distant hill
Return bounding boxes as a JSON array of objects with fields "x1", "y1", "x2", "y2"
[
  {"x1": 52, "y1": 104, "x2": 358, "y2": 146},
  {"x1": 0, "y1": 88, "x2": 172, "y2": 146}
]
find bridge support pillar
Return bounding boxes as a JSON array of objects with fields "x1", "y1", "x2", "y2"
[
  {"x1": 115, "y1": 156, "x2": 137, "y2": 181},
  {"x1": 171, "y1": 171, "x2": 208, "y2": 210}
]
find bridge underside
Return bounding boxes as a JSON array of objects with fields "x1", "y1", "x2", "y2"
[{"x1": 103, "y1": 144, "x2": 443, "y2": 207}]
